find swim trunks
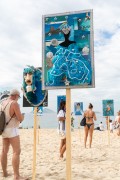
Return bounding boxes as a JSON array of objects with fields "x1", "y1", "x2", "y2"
[{"x1": 2, "y1": 128, "x2": 19, "y2": 138}]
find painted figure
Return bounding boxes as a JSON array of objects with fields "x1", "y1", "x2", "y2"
[
  {"x1": 74, "y1": 102, "x2": 83, "y2": 115},
  {"x1": 103, "y1": 100, "x2": 114, "y2": 117},
  {"x1": 23, "y1": 66, "x2": 47, "y2": 107},
  {"x1": 59, "y1": 23, "x2": 76, "y2": 47}
]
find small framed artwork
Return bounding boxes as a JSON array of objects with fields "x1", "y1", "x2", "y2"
[
  {"x1": 74, "y1": 102, "x2": 83, "y2": 115},
  {"x1": 57, "y1": 95, "x2": 66, "y2": 112},
  {"x1": 23, "y1": 66, "x2": 48, "y2": 107},
  {"x1": 102, "y1": 100, "x2": 114, "y2": 116}
]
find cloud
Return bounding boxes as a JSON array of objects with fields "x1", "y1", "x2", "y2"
[{"x1": 0, "y1": 0, "x2": 120, "y2": 113}]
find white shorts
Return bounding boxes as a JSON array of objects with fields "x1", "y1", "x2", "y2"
[{"x1": 2, "y1": 128, "x2": 19, "y2": 138}]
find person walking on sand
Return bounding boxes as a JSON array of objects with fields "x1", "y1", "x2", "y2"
[
  {"x1": 57, "y1": 101, "x2": 66, "y2": 159},
  {"x1": 0, "y1": 89, "x2": 28, "y2": 180},
  {"x1": 83, "y1": 103, "x2": 97, "y2": 148}
]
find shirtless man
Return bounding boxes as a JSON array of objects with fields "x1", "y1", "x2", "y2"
[{"x1": 0, "y1": 89, "x2": 27, "y2": 180}]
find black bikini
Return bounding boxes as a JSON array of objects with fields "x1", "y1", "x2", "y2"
[
  {"x1": 86, "y1": 117, "x2": 94, "y2": 129},
  {"x1": 86, "y1": 123, "x2": 94, "y2": 129}
]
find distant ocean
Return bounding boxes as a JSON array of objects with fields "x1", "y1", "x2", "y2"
[{"x1": 21, "y1": 109, "x2": 115, "y2": 129}]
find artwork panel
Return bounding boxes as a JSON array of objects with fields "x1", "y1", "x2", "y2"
[
  {"x1": 57, "y1": 95, "x2": 66, "y2": 112},
  {"x1": 23, "y1": 66, "x2": 48, "y2": 107},
  {"x1": 42, "y1": 9, "x2": 95, "y2": 89},
  {"x1": 74, "y1": 102, "x2": 83, "y2": 115},
  {"x1": 102, "y1": 100, "x2": 114, "y2": 116},
  {"x1": 23, "y1": 94, "x2": 48, "y2": 107}
]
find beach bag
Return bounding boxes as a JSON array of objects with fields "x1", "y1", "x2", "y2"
[
  {"x1": 80, "y1": 117, "x2": 86, "y2": 126},
  {"x1": 58, "y1": 117, "x2": 65, "y2": 121}
]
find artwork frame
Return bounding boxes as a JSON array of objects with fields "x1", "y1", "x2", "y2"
[
  {"x1": 42, "y1": 9, "x2": 95, "y2": 90},
  {"x1": 23, "y1": 94, "x2": 48, "y2": 107},
  {"x1": 22, "y1": 66, "x2": 48, "y2": 107},
  {"x1": 57, "y1": 95, "x2": 66, "y2": 112},
  {"x1": 102, "y1": 100, "x2": 114, "y2": 117},
  {"x1": 74, "y1": 102, "x2": 83, "y2": 115}
]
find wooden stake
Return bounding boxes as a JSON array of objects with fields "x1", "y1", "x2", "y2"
[
  {"x1": 37, "y1": 115, "x2": 40, "y2": 144},
  {"x1": 66, "y1": 88, "x2": 71, "y2": 180},
  {"x1": 108, "y1": 116, "x2": 110, "y2": 146},
  {"x1": 79, "y1": 116, "x2": 81, "y2": 142},
  {"x1": 32, "y1": 107, "x2": 37, "y2": 180}
]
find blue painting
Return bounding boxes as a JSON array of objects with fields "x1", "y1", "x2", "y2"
[
  {"x1": 23, "y1": 93, "x2": 48, "y2": 107},
  {"x1": 23, "y1": 66, "x2": 48, "y2": 107},
  {"x1": 42, "y1": 10, "x2": 94, "y2": 89},
  {"x1": 57, "y1": 95, "x2": 66, "y2": 112},
  {"x1": 74, "y1": 102, "x2": 83, "y2": 115},
  {"x1": 102, "y1": 100, "x2": 114, "y2": 116}
]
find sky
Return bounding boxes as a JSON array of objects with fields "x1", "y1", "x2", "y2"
[{"x1": 0, "y1": 0, "x2": 120, "y2": 116}]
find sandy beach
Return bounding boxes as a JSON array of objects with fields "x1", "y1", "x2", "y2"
[{"x1": 0, "y1": 128, "x2": 120, "y2": 180}]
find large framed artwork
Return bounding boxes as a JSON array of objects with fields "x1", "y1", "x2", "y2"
[
  {"x1": 42, "y1": 9, "x2": 94, "y2": 89},
  {"x1": 74, "y1": 102, "x2": 83, "y2": 115},
  {"x1": 102, "y1": 100, "x2": 114, "y2": 117}
]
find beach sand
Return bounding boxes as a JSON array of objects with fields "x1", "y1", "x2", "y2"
[{"x1": 0, "y1": 128, "x2": 120, "y2": 180}]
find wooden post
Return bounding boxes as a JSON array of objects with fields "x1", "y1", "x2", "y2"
[
  {"x1": 66, "y1": 88, "x2": 71, "y2": 180},
  {"x1": 79, "y1": 116, "x2": 81, "y2": 142},
  {"x1": 108, "y1": 116, "x2": 110, "y2": 146},
  {"x1": 37, "y1": 115, "x2": 40, "y2": 144},
  {"x1": 32, "y1": 107, "x2": 37, "y2": 180}
]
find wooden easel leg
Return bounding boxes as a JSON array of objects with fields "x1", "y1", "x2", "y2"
[
  {"x1": 32, "y1": 107, "x2": 37, "y2": 180},
  {"x1": 66, "y1": 88, "x2": 71, "y2": 180}
]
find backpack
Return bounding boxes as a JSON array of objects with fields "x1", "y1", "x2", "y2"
[
  {"x1": 0, "y1": 110, "x2": 6, "y2": 135},
  {"x1": 0, "y1": 102, "x2": 13, "y2": 135}
]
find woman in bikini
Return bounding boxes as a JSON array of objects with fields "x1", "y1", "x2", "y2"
[{"x1": 84, "y1": 103, "x2": 97, "y2": 148}]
